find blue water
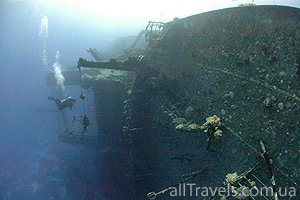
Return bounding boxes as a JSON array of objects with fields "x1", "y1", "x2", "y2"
[{"x1": 0, "y1": 2, "x2": 140, "y2": 199}]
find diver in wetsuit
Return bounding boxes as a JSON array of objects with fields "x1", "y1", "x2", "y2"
[{"x1": 48, "y1": 96, "x2": 76, "y2": 110}]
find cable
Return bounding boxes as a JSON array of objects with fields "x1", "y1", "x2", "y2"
[{"x1": 78, "y1": 66, "x2": 86, "y2": 114}]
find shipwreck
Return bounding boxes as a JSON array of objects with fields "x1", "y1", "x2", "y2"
[{"x1": 46, "y1": 5, "x2": 300, "y2": 200}]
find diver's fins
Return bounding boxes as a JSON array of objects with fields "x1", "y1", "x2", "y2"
[{"x1": 48, "y1": 96, "x2": 55, "y2": 100}]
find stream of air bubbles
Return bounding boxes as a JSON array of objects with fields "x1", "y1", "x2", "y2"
[{"x1": 39, "y1": 15, "x2": 65, "y2": 92}]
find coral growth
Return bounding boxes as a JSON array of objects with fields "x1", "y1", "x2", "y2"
[
  {"x1": 225, "y1": 172, "x2": 239, "y2": 184},
  {"x1": 201, "y1": 115, "x2": 223, "y2": 139}
]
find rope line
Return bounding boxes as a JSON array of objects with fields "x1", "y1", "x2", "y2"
[{"x1": 79, "y1": 67, "x2": 86, "y2": 114}]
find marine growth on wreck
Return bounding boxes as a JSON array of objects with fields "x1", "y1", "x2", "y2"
[{"x1": 46, "y1": 5, "x2": 300, "y2": 200}]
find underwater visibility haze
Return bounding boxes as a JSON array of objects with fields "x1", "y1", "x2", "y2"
[{"x1": 1, "y1": 0, "x2": 300, "y2": 200}]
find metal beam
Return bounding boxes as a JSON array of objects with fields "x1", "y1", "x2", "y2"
[{"x1": 77, "y1": 57, "x2": 141, "y2": 72}]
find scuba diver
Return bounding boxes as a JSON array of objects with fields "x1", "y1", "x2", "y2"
[{"x1": 48, "y1": 96, "x2": 76, "y2": 110}]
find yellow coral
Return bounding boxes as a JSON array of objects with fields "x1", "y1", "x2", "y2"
[
  {"x1": 213, "y1": 129, "x2": 223, "y2": 138},
  {"x1": 176, "y1": 123, "x2": 200, "y2": 132},
  {"x1": 201, "y1": 115, "x2": 223, "y2": 138},
  {"x1": 188, "y1": 123, "x2": 200, "y2": 131},
  {"x1": 225, "y1": 172, "x2": 239, "y2": 184},
  {"x1": 204, "y1": 115, "x2": 221, "y2": 127}
]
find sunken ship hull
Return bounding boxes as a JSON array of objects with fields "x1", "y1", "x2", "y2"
[{"x1": 47, "y1": 5, "x2": 300, "y2": 199}]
